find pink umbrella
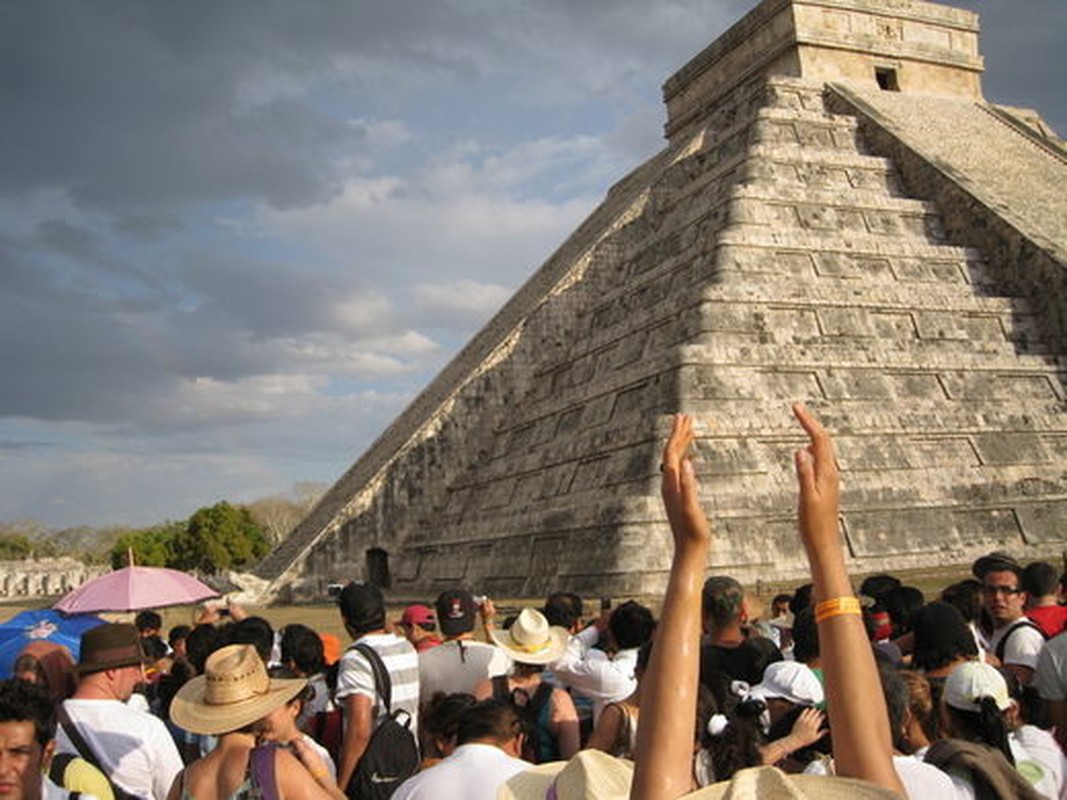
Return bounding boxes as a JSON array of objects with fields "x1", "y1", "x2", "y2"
[{"x1": 54, "y1": 566, "x2": 220, "y2": 614}]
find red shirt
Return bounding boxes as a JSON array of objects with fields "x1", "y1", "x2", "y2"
[
  {"x1": 1026, "y1": 605, "x2": 1067, "y2": 638},
  {"x1": 414, "y1": 636, "x2": 443, "y2": 652}
]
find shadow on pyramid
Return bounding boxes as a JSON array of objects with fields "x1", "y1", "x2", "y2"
[{"x1": 254, "y1": 0, "x2": 1067, "y2": 602}]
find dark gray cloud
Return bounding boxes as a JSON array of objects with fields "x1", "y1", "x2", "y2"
[
  {"x1": 0, "y1": 2, "x2": 745, "y2": 220},
  {"x1": 33, "y1": 220, "x2": 102, "y2": 261},
  {"x1": 953, "y1": 0, "x2": 1067, "y2": 134}
]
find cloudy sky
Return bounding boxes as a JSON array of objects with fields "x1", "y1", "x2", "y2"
[{"x1": 1, "y1": 1, "x2": 1062, "y2": 530}]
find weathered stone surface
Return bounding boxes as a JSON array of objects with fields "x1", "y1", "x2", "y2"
[
  {"x1": 0, "y1": 559, "x2": 107, "y2": 598},
  {"x1": 254, "y1": 0, "x2": 1067, "y2": 601}
]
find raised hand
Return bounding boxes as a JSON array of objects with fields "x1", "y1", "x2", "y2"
[
  {"x1": 660, "y1": 414, "x2": 712, "y2": 552},
  {"x1": 792, "y1": 403, "x2": 840, "y2": 561}
]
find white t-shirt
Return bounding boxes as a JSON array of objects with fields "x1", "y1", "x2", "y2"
[
  {"x1": 805, "y1": 753, "x2": 967, "y2": 800},
  {"x1": 336, "y1": 633, "x2": 420, "y2": 734},
  {"x1": 57, "y1": 698, "x2": 183, "y2": 800},
  {"x1": 550, "y1": 626, "x2": 638, "y2": 722},
  {"x1": 297, "y1": 672, "x2": 334, "y2": 731},
  {"x1": 392, "y1": 743, "x2": 530, "y2": 800},
  {"x1": 418, "y1": 639, "x2": 510, "y2": 701},
  {"x1": 1011, "y1": 726, "x2": 1065, "y2": 800},
  {"x1": 989, "y1": 620, "x2": 1046, "y2": 670},
  {"x1": 300, "y1": 733, "x2": 337, "y2": 782}
]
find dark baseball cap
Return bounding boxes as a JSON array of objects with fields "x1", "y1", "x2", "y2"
[
  {"x1": 435, "y1": 589, "x2": 476, "y2": 637},
  {"x1": 338, "y1": 582, "x2": 385, "y2": 633}
]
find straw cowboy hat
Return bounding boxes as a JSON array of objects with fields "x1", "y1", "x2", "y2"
[
  {"x1": 170, "y1": 644, "x2": 307, "y2": 735},
  {"x1": 489, "y1": 608, "x2": 568, "y2": 665},
  {"x1": 498, "y1": 750, "x2": 902, "y2": 800}
]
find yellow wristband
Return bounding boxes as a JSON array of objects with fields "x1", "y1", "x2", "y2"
[{"x1": 814, "y1": 596, "x2": 862, "y2": 623}]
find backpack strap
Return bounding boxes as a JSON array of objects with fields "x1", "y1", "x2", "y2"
[
  {"x1": 353, "y1": 643, "x2": 393, "y2": 713},
  {"x1": 995, "y1": 618, "x2": 1045, "y2": 662},
  {"x1": 47, "y1": 752, "x2": 77, "y2": 788},
  {"x1": 56, "y1": 704, "x2": 139, "y2": 800},
  {"x1": 529, "y1": 682, "x2": 555, "y2": 720},
  {"x1": 249, "y1": 744, "x2": 280, "y2": 800}
]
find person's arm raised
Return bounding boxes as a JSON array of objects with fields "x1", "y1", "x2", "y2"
[
  {"x1": 631, "y1": 414, "x2": 712, "y2": 800},
  {"x1": 792, "y1": 403, "x2": 904, "y2": 794}
]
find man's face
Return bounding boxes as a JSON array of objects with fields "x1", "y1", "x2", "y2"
[
  {"x1": 0, "y1": 720, "x2": 51, "y2": 800},
  {"x1": 982, "y1": 569, "x2": 1027, "y2": 626},
  {"x1": 398, "y1": 623, "x2": 421, "y2": 645}
]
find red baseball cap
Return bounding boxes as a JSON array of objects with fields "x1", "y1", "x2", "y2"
[{"x1": 401, "y1": 604, "x2": 436, "y2": 627}]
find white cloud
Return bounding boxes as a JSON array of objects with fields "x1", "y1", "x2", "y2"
[
  {"x1": 347, "y1": 118, "x2": 415, "y2": 149},
  {"x1": 253, "y1": 131, "x2": 612, "y2": 299},
  {"x1": 414, "y1": 279, "x2": 511, "y2": 320},
  {"x1": 327, "y1": 290, "x2": 397, "y2": 335}
]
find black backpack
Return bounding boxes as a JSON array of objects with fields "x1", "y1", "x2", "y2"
[{"x1": 345, "y1": 643, "x2": 420, "y2": 800}]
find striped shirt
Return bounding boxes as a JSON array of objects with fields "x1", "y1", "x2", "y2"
[{"x1": 336, "y1": 632, "x2": 420, "y2": 734}]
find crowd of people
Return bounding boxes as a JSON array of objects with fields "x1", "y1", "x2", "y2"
[{"x1": 2, "y1": 403, "x2": 1066, "y2": 799}]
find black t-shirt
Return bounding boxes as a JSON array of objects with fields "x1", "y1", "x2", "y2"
[{"x1": 700, "y1": 636, "x2": 783, "y2": 699}]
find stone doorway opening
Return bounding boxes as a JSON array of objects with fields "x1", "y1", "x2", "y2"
[{"x1": 365, "y1": 547, "x2": 391, "y2": 589}]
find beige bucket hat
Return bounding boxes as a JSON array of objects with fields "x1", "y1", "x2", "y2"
[{"x1": 498, "y1": 751, "x2": 902, "y2": 800}]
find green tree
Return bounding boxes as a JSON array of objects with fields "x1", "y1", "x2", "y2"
[
  {"x1": 0, "y1": 534, "x2": 32, "y2": 560},
  {"x1": 171, "y1": 502, "x2": 269, "y2": 573},
  {"x1": 109, "y1": 522, "x2": 183, "y2": 570}
]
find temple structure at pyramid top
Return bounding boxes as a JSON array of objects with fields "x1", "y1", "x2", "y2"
[
  {"x1": 252, "y1": 0, "x2": 1067, "y2": 603},
  {"x1": 664, "y1": 0, "x2": 983, "y2": 141}
]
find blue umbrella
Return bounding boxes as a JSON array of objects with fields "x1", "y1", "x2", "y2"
[{"x1": 0, "y1": 608, "x2": 106, "y2": 677}]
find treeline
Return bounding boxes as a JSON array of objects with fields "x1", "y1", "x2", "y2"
[
  {"x1": 110, "y1": 502, "x2": 269, "y2": 573},
  {"x1": 0, "y1": 482, "x2": 325, "y2": 574},
  {"x1": 0, "y1": 520, "x2": 117, "y2": 564}
]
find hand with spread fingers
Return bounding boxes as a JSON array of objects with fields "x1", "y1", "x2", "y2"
[
  {"x1": 792, "y1": 402, "x2": 840, "y2": 561},
  {"x1": 659, "y1": 413, "x2": 712, "y2": 553},
  {"x1": 787, "y1": 706, "x2": 828, "y2": 750}
]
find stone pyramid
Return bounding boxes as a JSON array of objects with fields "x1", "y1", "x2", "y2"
[{"x1": 254, "y1": 0, "x2": 1067, "y2": 601}]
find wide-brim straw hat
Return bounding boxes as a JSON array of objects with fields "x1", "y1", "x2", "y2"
[
  {"x1": 498, "y1": 751, "x2": 901, "y2": 800},
  {"x1": 170, "y1": 644, "x2": 306, "y2": 735},
  {"x1": 489, "y1": 607, "x2": 568, "y2": 665}
]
